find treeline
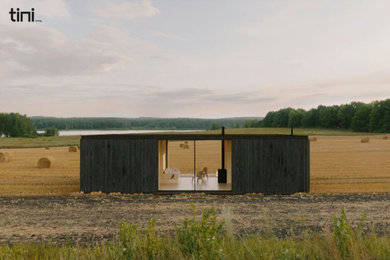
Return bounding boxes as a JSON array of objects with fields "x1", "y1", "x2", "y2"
[
  {"x1": 0, "y1": 113, "x2": 36, "y2": 137},
  {"x1": 246, "y1": 99, "x2": 390, "y2": 133},
  {"x1": 31, "y1": 117, "x2": 259, "y2": 130}
]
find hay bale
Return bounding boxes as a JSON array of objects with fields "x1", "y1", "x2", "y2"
[
  {"x1": 309, "y1": 137, "x2": 317, "y2": 142},
  {"x1": 37, "y1": 157, "x2": 54, "y2": 168},
  {"x1": 0, "y1": 152, "x2": 11, "y2": 162},
  {"x1": 361, "y1": 137, "x2": 370, "y2": 143},
  {"x1": 45, "y1": 147, "x2": 50, "y2": 150},
  {"x1": 68, "y1": 146, "x2": 78, "y2": 152},
  {"x1": 77, "y1": 145, "x2": 80, "y2": 150},
  {"x1": 383, "y1": 135, "x2": 388, "y2": 140}
]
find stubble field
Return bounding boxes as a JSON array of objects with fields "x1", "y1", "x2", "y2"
[
  {"x1": 1, "y1": 134, "x2": 390, "y2": 245},
  {"x1": 1, "y1": 135, "x2": 389, "y2": 196}
]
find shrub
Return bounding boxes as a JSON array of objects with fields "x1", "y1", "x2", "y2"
[
  {"x1": 45, "y1": 127, "x2": 59, "y2": 137},
  {"x1": 332, "y1": 208, "x2": 366, "y2": 259},
  {"x1": 175, "y1": 205, "x2": 225, "y2": 259}
]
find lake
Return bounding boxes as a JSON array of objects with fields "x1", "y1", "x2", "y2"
[{"x1": 37, "y1": 130, "x2": 201, "y2": 136}]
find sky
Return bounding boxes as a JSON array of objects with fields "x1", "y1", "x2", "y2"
[{"x1": 0, "y1": 0, "x2": 390, "y2": 118}]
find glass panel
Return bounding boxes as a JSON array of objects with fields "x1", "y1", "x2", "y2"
[
  {"x1": 158, "y1": 140, "x2": 232, "y2": 191},
  {"x1": 158, "y1": 140, "x2": 195, "y2": 191},
  {"x1": 194, "y1": 140, "x2": 232, "y2": 191}
]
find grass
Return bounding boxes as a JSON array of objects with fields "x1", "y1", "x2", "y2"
[
  {"x1": 1, "y1": 208, "x2": 389, "y2": 259},
  {"x1": 205, "y1": 127, "x2": 385, "y2": 136},
  {"x1": 0, "y1": 136, "x2": 80, "y2": 149},
  {"x1": 1, "y1": 127, "x2": 384, "y2": 149}
]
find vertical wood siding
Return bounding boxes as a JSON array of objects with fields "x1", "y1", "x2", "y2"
[
  {"x1": 80, "y1": 138, "x2": 158, "y2": 193},
  {"x1": 232, "y1": 138, "x2": 309, "y2": 194},
  {"x1": 81, "y1": 135, "x2": 309, "y2": 194}
]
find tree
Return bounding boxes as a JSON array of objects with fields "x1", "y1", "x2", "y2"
[
  {"x1": 369, "y1": 99, "x2": 390, "y2": 133},
  {"x1": 288, "y1": 109, "x2": 305, "y2": 128},
  {"x1": 317, "y1": 105, "x2": 339, "y2": 128},
  {"x1": 272, "y1": 108, "x2": 293, "y2": 127},
  {"x1": 260, "y1": 111, "x2": 276, "y2": 127},
  {"x1": 244, "y1": 119, "x2": 259, "y2": 128},
  {"x1": 209, "y1": 122, "x2": 221, "y2": 130},
  {"x1": 45, "y1": 127, "x2": 59, "y2": 136},
  {"x1": 351, "y1": 104, "x2": 372, "y2": 132},
  {"x1": 302, "y1": 108, "x2": 318, "y2": 128},
  {"x1": 0, "y1": 113, "x2": 36, "y2": 137},
  {"x1": 337, "y1": 104, "x2": 356, "y2": 129}
]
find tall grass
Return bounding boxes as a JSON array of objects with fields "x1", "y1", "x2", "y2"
[
  {"x1": 0, "y1": 136, "x2": 80, "y2": 149},
  {"x1": 1, "y1": 208, "x2": 389, "y2": 259}
]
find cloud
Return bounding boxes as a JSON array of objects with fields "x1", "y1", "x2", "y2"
[
  {"x1": 34, "y1": 0, "x2": 70, "y2": 18},
  {"x1": 153, "y1": 32, "x2": 185, "y2": 41},
  {"x1": 136, "y1": 87, "x2": 276, "y2": 105},
  {"x1": 93, "y1": 0, "x2": 159, "y2": 20},
  {"x1": 0, "y1": 25, "x2": 165, "y2": 77}
]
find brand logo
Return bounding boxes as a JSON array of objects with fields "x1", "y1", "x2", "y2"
[{"x1": 9, "y1": 8, "x2": 42, "y2": 22}]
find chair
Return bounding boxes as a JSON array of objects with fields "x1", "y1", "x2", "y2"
[{"x1": 192, "y1": 167, "x2": 208, "y2": 183}]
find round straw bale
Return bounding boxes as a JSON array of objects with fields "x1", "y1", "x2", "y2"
[
  {"x1": 309, "y1": 137, "x2": 317, "y2": 142},
  {"x1": 68, "y1": 146, "x2": 78, "y2": 152},
  {"x1": 77, "y1": 145, "x2": 80, "y2": 150},
  {"x1": 360, "y1": 137, "x2": 370, "y2": 143},
  {"x1": 0, "y1": 152, "x2": 11, "y2": 163},
  {"x1": 383, "y1": 135, "x2": 388, "y2": 140},
  {"x1": 45, "y1": 147, "x2": 50, "y2": 150},
  {"x1": 37, "y1": 157, "x2": 54, "y2": 168}
]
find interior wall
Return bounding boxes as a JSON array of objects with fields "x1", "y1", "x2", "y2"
[
  {"x1": 224, "y1": 140, "x2": 232, "y2": 184},
  {"x1": 158, "y1": 140, "x2": 167, "y2": 188}
]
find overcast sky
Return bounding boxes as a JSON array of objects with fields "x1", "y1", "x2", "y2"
[{"x1": 1, "y1": 0, "x2": 390, "y2": 118}]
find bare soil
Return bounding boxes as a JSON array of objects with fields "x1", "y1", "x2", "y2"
[{"x1": 1, "y1": 193, "x2": 390, "y2": 245}]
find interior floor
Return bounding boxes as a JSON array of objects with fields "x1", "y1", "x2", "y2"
[{"x1": 159, "y1": 174, "x2": 232, "y2": 191}]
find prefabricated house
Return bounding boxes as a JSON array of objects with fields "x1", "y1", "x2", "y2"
[{"x1": 80, "y1": 133, "x2": 309, "y2": 194}]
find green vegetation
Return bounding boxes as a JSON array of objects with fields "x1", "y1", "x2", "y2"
[
  {"x1": 0, "y1": 113, "x2": 36, "y2": 137},
  {"x1": 0, "y1": 208, "x2": 389, "y2": 259},
  {"x1": 0, "y1": 127, "x2": 376, "y2": 149},
  {"x1": 31, "y1": 117, "x2": 258, "y2": 130},
  {"x1": 44, "y1": 127, "x2": 59, "y2": 136},
  {"x1": 0, "y1": 135, "x2": 80, "y2": 149},
  {"x1": 206, "y1": 127, "x2": 372, "y2": 136},
  {"x1": 245, "y1": 98, "x2": 390, "y2": 133}
]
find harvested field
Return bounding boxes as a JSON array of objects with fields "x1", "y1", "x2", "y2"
[
  {"x1": 0, "y1": 135, "x2": 389, "y2": 196},
  {"x1": 310, "y1": 135, "x2": 390, "y2": 193},
  {"x1": 0, "y1": 147, "x2": 79, "y2": 196},
  {"x1": 1, "y1": 194, "x2": 390, "y2": 245},
  {"x1": 0, "y1": 135, "x2": 390, "y2": 245}
]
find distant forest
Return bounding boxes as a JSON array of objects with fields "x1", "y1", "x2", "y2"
[
  {"x1": 0, "y1": 113, "x2": 36, "y2": 137},
  {"x1": 2, "y1": 98, "x2": 389, "y2": 137},
  {"x1": 31, "y1": 117, "x2": 259, "y2": 131},
  {"x1": 245, "y1": 98, "x2": 390, "y2": 133}
]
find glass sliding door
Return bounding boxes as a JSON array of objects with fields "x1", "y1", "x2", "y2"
[
  {"x1": 158, "y1": 140, "x2": 195, "y2": 191},
  {"x1": 158, "y1": 139, "x2": 232, "y2": 191},
  {"x1": 194, "y1": 140, "x2": 232, "y2": 191}
]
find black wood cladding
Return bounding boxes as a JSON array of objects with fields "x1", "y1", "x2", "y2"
[
  {"x1": 232, "y1": 138, "x2": 310, "y2": 194},
  {"x1": 80, "y1": 138, "x2": 158, "y2": 193},
  {"x1": 80, "y1": 135, "x2": 309, "y2": 194}
]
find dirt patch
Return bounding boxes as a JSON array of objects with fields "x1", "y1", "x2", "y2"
[{"x1": 1, "y1": 193, "x2": 390, "y2": 245}]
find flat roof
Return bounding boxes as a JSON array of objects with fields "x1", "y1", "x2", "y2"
[{"x1": 81, "y1": 134, "x2": 308, "y2": 140}]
